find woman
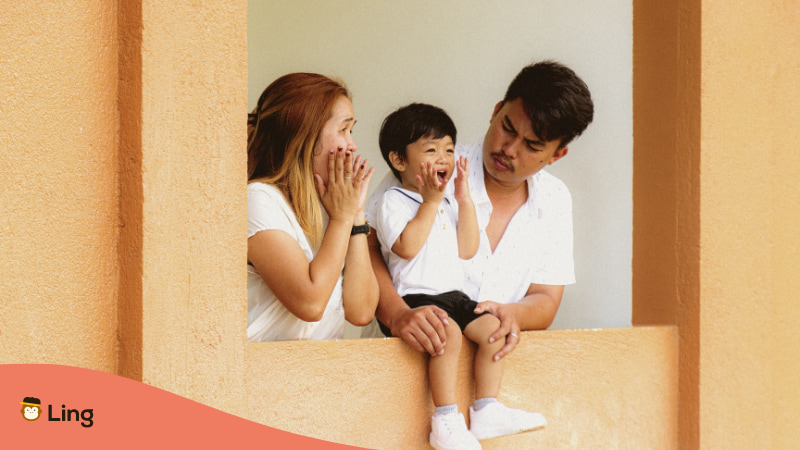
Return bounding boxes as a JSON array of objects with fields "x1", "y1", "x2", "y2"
[{"x1": 247, "y1": 73, "x2": 378, "y2": 342}]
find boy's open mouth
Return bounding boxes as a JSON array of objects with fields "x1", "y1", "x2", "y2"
[{"x1": 436, "y1": 170, "x2": 447, "y2": 184}]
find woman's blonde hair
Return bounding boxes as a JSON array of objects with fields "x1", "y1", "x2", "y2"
[{"x1": 248, "y1": 73, "x2": 350, "y2": 247}]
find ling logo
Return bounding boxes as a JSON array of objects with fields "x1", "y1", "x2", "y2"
[
  {"x1": 19, "y1": 396, "x2": 94, "y2": 428},
  {"x1": 20, "y1": 397, "x2": 42, "y2": 421}
]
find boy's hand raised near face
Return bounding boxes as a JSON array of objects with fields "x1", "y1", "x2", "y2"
[
  {"x1": 415, "y1": 161, "x2": 447, "y2": 205},
  {"x1": 453, "y1": 156, "x2": 472, "y2": 205}
]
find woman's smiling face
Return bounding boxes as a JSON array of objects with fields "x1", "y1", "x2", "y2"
[{"x1": 313, "y1": 96, "x2": 357, "y2": 186}]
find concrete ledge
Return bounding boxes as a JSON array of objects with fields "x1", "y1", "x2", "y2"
[{"x1": 246, "y1": 326, "x2": 678, "y2": 449}]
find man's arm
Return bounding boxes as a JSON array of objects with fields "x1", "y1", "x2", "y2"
[
  {"x1": 367, "y1": 231, "x2": 449, "y2": 356},
  {"x1": 473, "y1": 283, "x2": 564, "y2": 361}
]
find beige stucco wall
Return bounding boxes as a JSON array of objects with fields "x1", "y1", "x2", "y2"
[
  {"x1": 0, "y1": 0, "x2": 250, "y2": 414},
  {"x1": 2, "y1": 1, "x2": 799, "y2": 448},
  {"x1": 246, "y1": 327, "x2": 679, "y2": 449},
  {"x1": 118, "y1": 0, "x2": 144, "y2": 383},
  {"x1": 699, "y1": 2, "x2": 800, "y2": 448},
  {"x1": 134, "y1": 0, "x2": 249, "y2": 414},
  {"x1": 632, "y1": 0, "x2": 702, "y2": 445},
  {"x1": 0, "y1": 1, "x2": 120, "y2": 372},
  {"x1": 634, "y1": 0, "x2": 800, "y2": 448}
]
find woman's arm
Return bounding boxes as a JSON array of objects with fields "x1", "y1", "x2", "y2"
[
  {"x1": 247, "y1": 150, "x2": 362, "y2": 322},
  {"x1": 342, "y1": 228, "x2": 378, "y2": 325},
  {"x1": 248, "y1": 217, "x2": 353, "y2": 322},
  {"x1": 342, "y1": 160, "x2": 379, "y2": 325}
]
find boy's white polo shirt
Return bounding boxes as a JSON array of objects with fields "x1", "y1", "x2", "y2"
[
  {"x1": 367, "y1": 141, "x2": 575, "y2": 305},
  {"x1": 375, "y1": 187, "x2": 465, "y2": 297}
]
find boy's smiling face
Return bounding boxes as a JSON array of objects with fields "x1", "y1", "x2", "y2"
[{"x1": 389, "y1": 135, "x2": 455, "y2": 192}]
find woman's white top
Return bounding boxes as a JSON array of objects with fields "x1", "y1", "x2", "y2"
[{"x1": 247, "y1": 182, "x2": 345, "y2": 342}]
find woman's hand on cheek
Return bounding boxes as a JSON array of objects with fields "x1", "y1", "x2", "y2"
[
  {"x1": 352, "y1": 154, "x2": 375, "y2": 216},
  {"x1": 318, "y1": 148, "x2": 361, "y2": 223}
]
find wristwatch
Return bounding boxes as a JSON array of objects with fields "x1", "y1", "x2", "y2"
[{"x1": 351, "y1": 220, "x2": 371, "y2": 236}]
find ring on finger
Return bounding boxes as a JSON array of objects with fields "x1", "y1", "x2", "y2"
[
  {"x1": 344, "y1": 176, "x2": 352, "y2": 179},
  {"x1": 510, "y1": 333, "x2": 519, "y2": 338}
]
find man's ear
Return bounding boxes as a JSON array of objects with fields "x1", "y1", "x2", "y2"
[
  {"x1": 491, "y1": 101, "x2": 505, "y2": 122},
  {"x1": 548, "y1": 146, "x2": 569, "y2": 165},
  {"x1": 388, "y1": 151, "x2": 406, "y2": 172}
]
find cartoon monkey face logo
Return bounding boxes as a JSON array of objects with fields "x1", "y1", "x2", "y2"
[
  {"x1": 20, "y1": 397, "x2": 42, "y2": 421},
  {"x1": 23, "y1": 406, "x2": 40, "y2": 420}
]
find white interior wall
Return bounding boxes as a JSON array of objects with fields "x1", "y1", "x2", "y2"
[{"x1": 248, "y1": 0, "x2": 632, "y2": 330}]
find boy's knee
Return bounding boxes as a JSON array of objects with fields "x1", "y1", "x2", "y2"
[
  {"x1": 482, "y1": 314, "x2": 501, "y2": 330},
  {"x1": 448, "y1": 321, "x2": 463, "y2": 337},
  {"x1": 445, "y1": 321, "x2": 463, "y2": 347},
  {"x1": 470, "y1": 315, "x2": 504, "y2": 348}
]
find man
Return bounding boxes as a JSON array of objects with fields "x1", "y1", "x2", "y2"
[{"x1": 366, "y1": 61, "x2": 594, "y2": 361}]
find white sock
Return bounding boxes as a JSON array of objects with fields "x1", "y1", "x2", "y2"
[
  {"x1": 434, "y1": 404, "x2": 458, "y2": 417},
  {"x1": 473, "y1": 397, "x2": 497, "y2": 411}
]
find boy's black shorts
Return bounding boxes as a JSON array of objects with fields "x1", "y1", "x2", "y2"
[{"x1": 377, "y1": 290, "x2": 490, "y2": 337}]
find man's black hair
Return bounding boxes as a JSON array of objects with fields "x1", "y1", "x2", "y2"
[
  {"x1": 503, "y1": 61, "x2": 594, "y2": 147},
  {"x1": 379, "y1": 103, "x2": 457, "y2": 181}
]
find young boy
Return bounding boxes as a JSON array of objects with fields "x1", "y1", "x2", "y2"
[{"x1": 375, "y1": 103, "x2": 545, "y2": 450}]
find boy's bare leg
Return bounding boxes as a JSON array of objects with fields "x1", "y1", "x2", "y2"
[
  {"x1": 429, "y1": 320, "x2": 463, "y2": 406},
  {"x1": 465, "y1": 315, "x2": 545, "y2": 440},
  {"x1": 463, "y1": 314, "x2": 505, "y2": 399},
  {"x1": 428, "y1": 319, "x2": 482, "y2": 449}
]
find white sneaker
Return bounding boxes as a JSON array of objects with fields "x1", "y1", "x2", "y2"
[
  {"x1": 469, "y1": 402, "x2": 546, "y2": 440},
  {"x1": 429, "y1": 412, "x2": 482, "y2": 450}
]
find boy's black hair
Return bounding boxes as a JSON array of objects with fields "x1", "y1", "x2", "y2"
[
  {"x1": 503, "y1": 60, "x2": 594, "y2": 148},
  {"x1": 379, "y1": 103, "x2": 457, "y2": 181}
]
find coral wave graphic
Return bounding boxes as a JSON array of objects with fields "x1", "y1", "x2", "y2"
[{"x1": 0, "y1": 364, "x2": 366, "y2": 449}]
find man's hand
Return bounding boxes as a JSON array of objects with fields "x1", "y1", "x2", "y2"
[
  {"x1": 473, "y1": 301, "x2": 521, "y2": 361},
  {"x1": 368, "y1": 230, "x2": 451, "y2": 356},
  {"x1": 390, "y1": 305, "x2": 450, "y2": 356}
]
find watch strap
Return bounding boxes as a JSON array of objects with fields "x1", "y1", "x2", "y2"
[{"x1": 351, "y1": 221, "x2": 371, "y2": 236}]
